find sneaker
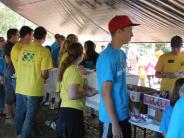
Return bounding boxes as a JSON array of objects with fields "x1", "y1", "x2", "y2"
[
  {"x1": 16, "y1": 135, "x2": 21, "y2": 138},
  {"x1": 45, "y1": 120, "x2": 56, "y2": 130},
  {"x1": 0, "y1": 110, "x2": 6, "y2": 117},
  {"x1": 5, "y1": 118, "x2": 14, "y2": 125}
]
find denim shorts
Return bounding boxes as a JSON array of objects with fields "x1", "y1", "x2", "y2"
[{"x1": 4, "y1": 77, "x2": 15, "y2": 104}]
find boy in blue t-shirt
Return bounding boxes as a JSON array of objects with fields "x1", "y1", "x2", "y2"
[
  {"x1": 159, "y1": 106, "x2": 173, "y2": 136},
  {"x1": 96, "y1": 15, "x2": 139, "y2": 138},
  {"x1": 0, "y1": 58, "x2": 5, "y2": 114},
  {"x1": 0, "y1": 37, "x2": 6, "y2": 114},
  {"x1": 160, "y1": 78, "x2": 184, "y2": 137},
  {"x1": 166, "y1": 96, "x2": 184, "y2": 138},
  {"x1": 4, "y1": 40, "x2": 15, "y2": 122}
]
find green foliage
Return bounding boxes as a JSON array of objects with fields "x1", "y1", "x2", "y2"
[
  {"x1": 0, "y1": 2, "x2": 53, "y2": 40},
  {"x1": 155, "y1": 43, "x2": 170, "y2": 53},
  {"x1": 0, "y1": 3, "x2": 36, "y2": 37},
  {"x1": 136, "y1": 43, "x2": 153, "y2": 56}
]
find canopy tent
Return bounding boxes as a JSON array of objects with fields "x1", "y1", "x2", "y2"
[{"x1": 1, "y1": 0, "x2": 184, "y2": 42}]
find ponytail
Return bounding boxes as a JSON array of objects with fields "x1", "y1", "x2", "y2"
[
  {"x1": 58, "y1": 42, "x2": 83, "y2": 82},
  {"x1": 58, "y1": 55, "x2": 74, "y2": 81}
]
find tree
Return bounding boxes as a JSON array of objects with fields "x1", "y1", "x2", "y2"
[
  {"x1": 0, "y1": 2, "x2": 37, "y2": 37},
  {"x1": 0, "y1": 2, "x2": 53, "y2": 41}
]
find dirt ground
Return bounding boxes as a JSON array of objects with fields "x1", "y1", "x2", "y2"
[{"x1": 0, "y1": 106, "x2": 156, "y2": 138}]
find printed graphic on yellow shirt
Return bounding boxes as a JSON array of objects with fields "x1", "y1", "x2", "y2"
[{"x1": 21, "y1": 51, "x2": 36, "y2": 62}]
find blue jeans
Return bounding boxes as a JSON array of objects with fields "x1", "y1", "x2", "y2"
[
  {"x1": 15, "y1": 94, "x2": 42, "y2": 138},
  {"x1": 11, "y1": 76, "x2": 16, "y2": 91}
]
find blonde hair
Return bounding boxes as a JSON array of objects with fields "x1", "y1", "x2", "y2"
[
  {"x1": 60, "y1": 34, "x2": 78, "y2": 55},
  {"x1": 58, "y1": 42, "x2": 83, "y2": 81}
]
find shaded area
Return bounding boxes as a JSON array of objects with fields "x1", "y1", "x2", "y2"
[{"x1": 0, "y1": 106, "x2": 157, "y2": 138}]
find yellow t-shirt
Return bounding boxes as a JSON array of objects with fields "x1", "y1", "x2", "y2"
[
  {"x1": 155, "y1": 52, "x2": 184, "y2": 92},
  {"x1": 11, "y1": 42, "x2": 24, "y2": 73},
  {"x1": 60, "y1": 64, "x2": 85, "y2": 110},
  {"x1": 56, "y1": 52, "x2": 68, "y2": 93},
  {"x1": 59, "y1": 52, "x2": 68, "y2": 66},
  {"x1": 16, "y1": 41, "x2": 53, "y2": 96}
]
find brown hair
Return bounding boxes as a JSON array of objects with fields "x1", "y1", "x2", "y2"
[
  {"x1": 170, "y1": 78, "x2": 184, "y2": 106},
  {"x1": 60, "y1": 34, "x2": 78, "y2": 55},
  {"x1": 58, "y1": 42, "x2": 83, "y2": 81},
  {"x1": 171, "y1": 35, "x2": 183, "y2": 48}
]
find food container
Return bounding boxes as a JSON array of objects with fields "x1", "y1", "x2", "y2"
[
  {"x1": 147, "y1": 107, "x2": 163, "y2": 122},
  {"x1": 129, "y1": 90, "x2": 141, "y2": 102},
  {"x1": 143, "y1": 94, "x2": 170, "y2": 122},
  {"x1": 173, "y1": 72, "x2": 184, "y2": 77},
  {"x1": 128, "y1": 85, "x2": 158, "y2": 114},
  {"x1": 126, "y1": 74, "x2": 139, "y2": 85}
]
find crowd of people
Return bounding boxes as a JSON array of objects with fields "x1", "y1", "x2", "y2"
[{"x1": 0, "y1": 15, "x2": 183, "y2": 138}]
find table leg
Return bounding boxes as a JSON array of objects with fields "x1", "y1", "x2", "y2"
[
  {"x1": 134, "y1": 125, "x2": 136, "y2": 138},
  {"x1": 144, "y1": 128, "x2": 146, "y2": 138}
]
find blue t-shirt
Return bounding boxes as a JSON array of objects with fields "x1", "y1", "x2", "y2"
[
  {"x1": 51, "y1": 42, "x2": 59, "y2": 53},
  {"x1": 96, "y1": 44, "x2": 129, "y2": 123},
  {"x1": 166, "y1": 96, "x2": 184, "y2": 138},
  {"x1": 0, "y1": 49, "x2": 3, "y2": 59},
  {"x1": 159, "y1": 106, "x2": 173, "y2": 133},
  {"x1": 52, "y1": 46, "x2": 60, "y2": 66},
  {"x1": 0, "y1": 50, "x2": 4, "y2": 76},
  {"x1": 0, "y1": 59, "x2": 4, "y2": 76}
]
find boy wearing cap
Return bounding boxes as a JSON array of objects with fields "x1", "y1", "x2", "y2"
[
  {"x1": 155, "y1": 36, "x2": 184, "y2": 94},
  {"x1": 96, "y1": 15, "x2": 139, "y2": 138}
]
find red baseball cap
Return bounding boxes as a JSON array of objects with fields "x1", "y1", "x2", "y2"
[{"x1": 108, "y1": 15, "x2": 140, "y2": 33}]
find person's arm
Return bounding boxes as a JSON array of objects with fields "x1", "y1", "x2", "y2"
[
  {"x1": 155, "y1": 56, "x2": 165, "y2": 78},
  {"x1": 68, "y1": 84, "x2": 97, "y2": 100},
  {"x1": 102, "y1": 81, "x2": 123, "y2": 138},
  {"x1": 41, "y1": 70, "x2": 49, "y2": 80},
  {"x1": 155, "y1": 71, "x2": 168, "y2": 78},
  {"x1": 155, "y1": 71, "x2": 177, "y2": 79},
  {"x1": 155, "y1": 55, "x2": 177, "y2": 79},
  {"x1": 41, "y1": 48, "x2": 53, "y2": 79},
  {"x1": 10, "y1": 47, "x2": 16, "y2": 70}
]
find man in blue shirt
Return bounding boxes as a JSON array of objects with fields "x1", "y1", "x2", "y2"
[
  {"x1": 0, "y1": 37, "x2": 5, "y2": 79},
  {"x1": 166, "y1": 96, "x2": 184, "y2": 138},
  {"x1": 51, "y1": 34, "x2": 60, "y2": 52},
  {"x1": 51, "y1": 34, "x2": 65, "y2": 67},
  {"x1": 0, "y1": 37, "x2": 6, "y2": 114},
  {"x1": 96, "y1": 15, "x2": 139, "y2": 138}
]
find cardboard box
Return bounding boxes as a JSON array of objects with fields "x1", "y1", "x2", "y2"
[
  {"x1": 143, "y1": 94, "x2": 170, "y2": 110},
  {"x1": 147, "y1": 106, "x2": 163, "y2": 122},
  {"x1": 143, "y1": 94, "x2": 170, "y2": 122},
  {"x1": 128, "y1": 85, "x2": 158, "y2": 114}
]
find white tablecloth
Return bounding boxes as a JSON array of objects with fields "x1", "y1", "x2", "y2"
[
  {"x1": 129, "y1": 119, "x2": 161, "y2": 132},
  {"x1": 45, "y1": 68, "x2": 139, "y2": 111}
]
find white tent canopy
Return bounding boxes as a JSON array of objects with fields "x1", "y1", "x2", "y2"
[{"x1": 1, "y1": 0, "x2": 184, "y2": 42}]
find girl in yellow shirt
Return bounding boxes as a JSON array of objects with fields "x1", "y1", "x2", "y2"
[
  {"x1": 56, "y1": 34, "x2": 78, "y2": 93},
  {"x1": 56, "y1": 42, "x2": 97, "y2": 138}
]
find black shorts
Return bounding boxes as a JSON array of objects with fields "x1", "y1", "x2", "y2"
[
  {"x1": 99, "y1": 118, "x2": 131, "y2": 138},
  {"x1": 59, "y1": 107, "x2": 85, "y2": 138}
]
